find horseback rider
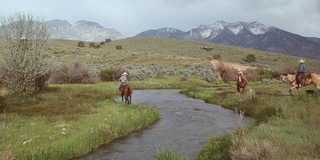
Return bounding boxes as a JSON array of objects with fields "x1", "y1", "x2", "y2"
[
  {"x1": 236, "y1": 69, "x2": 244, "y2": 82},
  {"x1": 296, "y1": 59, "x2": 307, "y2": 88},
  {"x1": 119, "y1": 72, "x2": 128, "y2": 91}
]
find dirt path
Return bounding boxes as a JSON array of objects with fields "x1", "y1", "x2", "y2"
[{"x1": 210, "y1": 60, "x2": 256, "y2": 71}]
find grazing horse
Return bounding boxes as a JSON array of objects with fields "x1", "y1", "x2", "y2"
[
  {"x1": 121, "y1": 84, "x2": 132, "y2": 104},
  {"x1": 236, "y1": 75, "x2": 247, "y2": 95},
  {"x1": 279, "y1": 73, "x2": 320, "y2": 95}
]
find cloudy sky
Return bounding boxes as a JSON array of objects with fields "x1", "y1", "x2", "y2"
[{"x1": 1, "y1": 0, "x2": 320, "y2": 38}]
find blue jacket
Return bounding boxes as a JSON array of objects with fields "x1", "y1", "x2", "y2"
[{"x1": 297, "y1": 63, "x2": 307, "y2": 73}]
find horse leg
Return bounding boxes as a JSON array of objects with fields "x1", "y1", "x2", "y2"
[
  {"x1": 241, "y1": 87, "x2": 245, "y2": 95},
  {"x1": 236, "y1": 86, "x2": 240, "y2": 95}
]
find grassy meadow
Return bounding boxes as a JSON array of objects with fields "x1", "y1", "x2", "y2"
[
  {"x1": 0, "y1": 83, "x2": 160, "y2": 159},
  {"x1": 1, "y1": 38, "x2": 320, "y2": 159}
]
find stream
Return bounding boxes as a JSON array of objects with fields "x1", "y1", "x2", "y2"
[{"x1": 77, "y1": 89, "x2": 254, "y2": 160}]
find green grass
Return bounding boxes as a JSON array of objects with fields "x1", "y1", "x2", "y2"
[
  {"x1": 180, "y1": 82, "x2": 320, "y2": 159},
  {"x1": 0, "y1": 83, "x2": 160, "y2": 159}
]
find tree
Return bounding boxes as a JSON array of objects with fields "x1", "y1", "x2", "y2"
[{"x1": 0, "y1": 12, "x2": 53, "y2": 94}]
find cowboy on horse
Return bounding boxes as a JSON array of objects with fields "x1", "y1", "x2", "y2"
[
  {"x1": 296, "y1": 59, "x2": 307, "y2": 88},
  {"x1": 119, "y1": 72, "x2": 128, "y2": 91}
]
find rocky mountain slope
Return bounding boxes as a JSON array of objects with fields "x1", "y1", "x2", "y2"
[
  {"x1": 46, "y1": 19, "x2": 125, "y2": 42},
  {"x1": 134, "y1": 21, "x2": 320, "y2": 59}
]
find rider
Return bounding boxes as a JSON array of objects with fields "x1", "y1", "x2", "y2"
[
  {"x1": 119, "y1": 72, "x2": 128, "y2": 91},
  {"x1": 296, "y1": 59, "x2": 307, "y2": 88},
  {"x1": 236, "y1": 68, "x2": 244, "y2": 82}
]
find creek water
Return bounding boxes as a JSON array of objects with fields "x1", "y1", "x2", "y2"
[{"x1": 77, "y1": 89, "x2": 254, "y2": 160}]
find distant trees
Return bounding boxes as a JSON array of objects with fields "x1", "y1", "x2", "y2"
[{"x1": 0, "y1": 12, "x2": 53, "y2": 94}]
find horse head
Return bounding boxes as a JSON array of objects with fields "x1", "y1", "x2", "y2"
[{"x1": 279, "y1": 74, "x2": 288, "y2": 84}]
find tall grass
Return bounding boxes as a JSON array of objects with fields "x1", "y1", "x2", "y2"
[
  {"x1": 181, "y1": 83, "x2": 320, "y2": 159},
  {"x1": 0, "y1": 83, "x2": 160, "y2": 159}
]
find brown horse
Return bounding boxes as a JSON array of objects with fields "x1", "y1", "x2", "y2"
[
  {"x1": 121, "y1": 84, "x2": 132, "y2": 104},
  {"x1": 279, "y1": 73, "x2": 297, "y2": 95},
  {"x1": 279, "y1": 73, "x2": 320, "y2": 95},
  {"x1": 236, "y1": 75, "x2": 247, "y2": 95}
]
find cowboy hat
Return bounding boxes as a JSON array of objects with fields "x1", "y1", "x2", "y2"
[
  {"x1": 298, "y1": 59, "x2": 305, "y2": 63},
  {"x1": 122, "y1": 72, "x2": 127, "y2": 75},
  {"x1": 237, "y1": 69, "x2": 242, "y2": 72}
]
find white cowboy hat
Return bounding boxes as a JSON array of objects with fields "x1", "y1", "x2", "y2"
[
  {"x1": 122, "y1": 72, "x2": 127, "y2": 75},
  {"x1": 299, "y1": 59, "x2": 305, "y2": 63},
  {"x1": 237, "y1": 69, "x2": 242, "y2": 72}
]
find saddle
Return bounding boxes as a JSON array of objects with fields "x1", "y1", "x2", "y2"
[{"x1": 297, "y1": 73, "x2": 311, "y2": 86}]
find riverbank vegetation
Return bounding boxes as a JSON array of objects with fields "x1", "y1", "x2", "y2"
[
  {"x1": 181, "y1": 83, "x2": 320, "y2": 159},
  {"x1": 0, "y1": 83, "x2": 160, "y2": 159}
]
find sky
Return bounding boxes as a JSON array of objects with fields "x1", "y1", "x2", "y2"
[{"x1": 1, "y1": 0, "x2": 320, "y2": 38}]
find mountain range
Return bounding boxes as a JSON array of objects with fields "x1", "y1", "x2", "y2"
[
  {"x1": 134, "y1": 21, "x2": 320, "y2": 59},
  {"x1": 46, "y1": 19, "x2": 125, "y2": 41},
  {"x1": 37, "y1": 19, "x2": 320, "y2": 59}
]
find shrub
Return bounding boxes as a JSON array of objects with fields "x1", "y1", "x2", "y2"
[
  {"x1": 105, "y1": 39, "x2": 111, "y2": 43},
  {"x1": 49, "y1": 61, "x2": 98, "y2": 84},
  {"x1": 245, "y1": 54, "x2": 256, "y2": 62},
  {"x1": 212, "y1": 54, "x2": 222, "y2": 60},
  {"x1": 89, "y1": 42, "x2": 95, "y2": 48},
  {"x1": 116, "y1": 45, "x2": 123, "y2": 50},
  {"x1": 100, "y1": 41, "x2": 105, "y2": 45},
  {"x1": 216, "y1": 60, "x2": 235, "y2": 82},
  {"x1": 77, "y1": 41, "x2": 85, "y2": 47},
  {"x1": 0, "y1": 12, "x2": 53, "y2": 94},
  {"x1": 99, "y1": 67, "x2": 127, "y2": 82},
  {"x1": 94, "y1": 44, "x2": 101, "y2": 49}
]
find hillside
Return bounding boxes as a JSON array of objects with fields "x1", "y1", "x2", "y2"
[{"x1": 47, "y1": 38, "x2": 320, "y2": 75}]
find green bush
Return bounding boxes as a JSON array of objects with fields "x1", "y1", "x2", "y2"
[
  {"x1": 116, "y1": 45, "x2": 123, "y2": 50},
  {"x1": 212, "y1": 54, "x2": 222, "y2": 60},
  {"x1": 246, "y1": 54, "x2": 256, "y2": 62},
  {"x1": 105, "y1": 39, "x2": 111, "y2": 43},
  {"x1": 99, "y1": 67, "x2": 127, "y2": 82},
  {"x1": 94, "y1": 44, "x2": 101, "y2": 49},
  {"x1": 77, "y1": 41, "x2": 85, "y2": 47},
  {"x1": 89, "y1": 42, "x2": 95, "y2": 48}
]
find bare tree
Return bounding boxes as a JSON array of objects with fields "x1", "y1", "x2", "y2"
[{"x1": 0, "y1": 12, "x2": 53, "y2": 94}]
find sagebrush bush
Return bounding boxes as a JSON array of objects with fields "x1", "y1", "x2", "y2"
[
  {"x1": 99, "y1": 67, "x2": 127, "y2": 82},
  {"x1": 216, "y1": 60, "x2": 235, "y2": 82},
  {"x1": 49, "y1": 61, "x2": 98, "y2": 84},
  {"x1": 0, "y1": 12, "x2": 53, "y2": 94},
  {"x1": 246, "y1": 54, "x2": 256, "y2": 62},
  {"x1": 77, "y1": 41, "x2": 85, "y2": 47},
  {"x1": 89, "y1": 42, "x2": 95, "y2": 48},
  {"x1": 116, "y1": 45, "x2": 123, "y2": 50}
]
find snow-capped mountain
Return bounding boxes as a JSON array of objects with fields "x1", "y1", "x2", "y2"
[
  {"x1": 46, "y1": 19, "x2": 125, "y2": 41},
  {"x1": 135, "y1": 27, "x2": 184, "y2": 38},
  {"x1": 134, "y1": 21, "x2": 320, "y2": 59}
]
